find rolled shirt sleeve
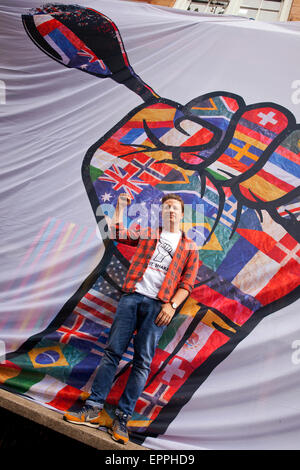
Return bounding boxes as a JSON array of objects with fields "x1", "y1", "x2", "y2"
[
  {"x1": 178, "y1": 244, "x2": 199, "y2": 293},
  {"x1": 109, "y1": 222, "x2": 140, "y2": 246}
]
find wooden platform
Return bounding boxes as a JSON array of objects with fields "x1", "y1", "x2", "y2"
[{"x1": 0, "y1": 387, "x2": 148, "y2": 451}]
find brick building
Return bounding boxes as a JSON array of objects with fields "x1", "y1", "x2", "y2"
[{"x1": 128, "y1": 0, "x2": 300, "y2": 21}]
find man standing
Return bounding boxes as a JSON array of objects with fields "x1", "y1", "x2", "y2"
[{"x1": 64, "y1": 193, "x2": 199, "y2": 444}]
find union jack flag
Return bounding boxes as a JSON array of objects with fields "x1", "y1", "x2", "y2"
[{"x1": 98, "y1": 163, "x2": 149, "y2": 198}]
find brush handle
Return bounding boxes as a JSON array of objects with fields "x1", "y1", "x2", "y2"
[{"x1": 22, "y1": 3, "x2": 159, "y2": 102}]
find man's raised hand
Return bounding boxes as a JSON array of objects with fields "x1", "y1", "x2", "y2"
[{"x1": 117, "y1": 193, "x2": 132, "y2": 209}]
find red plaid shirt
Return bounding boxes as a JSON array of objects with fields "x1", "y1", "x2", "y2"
[{"x1": 109, "y1": 223, "x2": 199, "y2": 303}]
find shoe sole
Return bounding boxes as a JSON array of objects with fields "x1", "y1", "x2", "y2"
[
  {"x1": 108, "y1": 428, "x2": 128, "y2": 445},
  {"x1": 63, "y1": 415, "x2": 100, "y2": 428}
]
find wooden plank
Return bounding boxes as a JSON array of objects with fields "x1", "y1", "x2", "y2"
[
  {"x1": 289, "y1": 0, "x2": 300, "y2": 20},
  {"x1": 0, "y1": 387, "x2": 148, "y2": 451}
]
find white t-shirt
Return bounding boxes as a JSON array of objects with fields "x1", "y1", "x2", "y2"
[{"x1": 134, "y1": 229, "x2": 182, "y2": 299}]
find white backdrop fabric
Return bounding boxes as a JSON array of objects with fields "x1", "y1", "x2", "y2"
[{"x1": 1, "y1": 0, "x2": 300, "y2": 450}]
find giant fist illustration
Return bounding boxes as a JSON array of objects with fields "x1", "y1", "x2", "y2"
[{"x1": 9, "y1": 4, "x2": 300, "y2": 441}]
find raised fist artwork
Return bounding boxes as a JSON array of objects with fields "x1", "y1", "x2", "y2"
[{"x1": 4, "y1": 4, "x2": 299, "y2": 442}]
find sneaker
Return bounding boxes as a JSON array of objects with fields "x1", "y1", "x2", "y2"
[
  {"x1": 63, "y1": 405, "x2": 103, "y2": 428},
  {"x1": 108, "y1": 409, "x2": 130, "y2": 445}
]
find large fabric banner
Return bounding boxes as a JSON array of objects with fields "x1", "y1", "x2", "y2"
[{"x1": 1, "y1": 0, "x2": 300, "y2": 450}]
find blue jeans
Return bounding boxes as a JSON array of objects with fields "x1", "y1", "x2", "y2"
[{"x1": 86, "y1": 292, "x2": 166, "y2": 416}]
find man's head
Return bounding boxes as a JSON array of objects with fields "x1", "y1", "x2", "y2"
[{"x1": 161, "y1": 193, "x2": 184, "y2": 232}]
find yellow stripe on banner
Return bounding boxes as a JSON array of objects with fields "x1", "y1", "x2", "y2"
[
  {"x1": 130, "y1": 107, "x2": 177, "y2": 122},
  {"x1": 201, "y1": 309, "x2": 237, "y2": 332},
  {"x1": 140, "y1": 138, "x2": 172, "y2": 161},
  {"x1": 128, "y1": 419, "x2": 153, "y2": 428},
  {"x1": 235, "y1": 130, "x2": 268, "y2": 151},
  {"x1": 0, "y1": 366, "x2": 21, "y2": 383},
  {"x1": 230, "y1": 143, "x2": 259, "y2": 163},
  {"x1": 241, "y1": 174, "x2": 286, "y2": 201},
  {"x1": 180, "y1": 296, "x2": 200, "y2": 317},
  {"x1": 139, "y1": 139, "x2": 195, "y2": 177},
  {"x1": 181, "y1": 222, "x2": 223, "y2": 251}
]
